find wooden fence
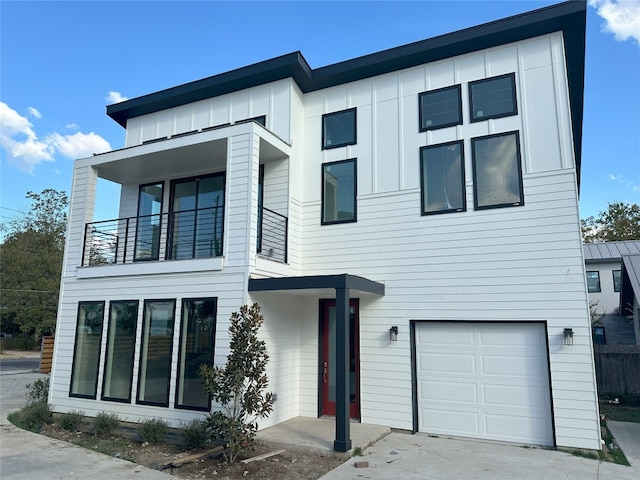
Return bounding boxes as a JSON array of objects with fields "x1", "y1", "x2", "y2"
[
  {"x1": 594, "y1": 345, "x2": 640, "y2": 396},
  {"x1": 40, "y1": 336, "x2": 54, "y2": 374}
]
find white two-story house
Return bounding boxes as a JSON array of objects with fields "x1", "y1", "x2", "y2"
[{"x1": 50, "y1": 0, "x2": 601, "y2": 452}]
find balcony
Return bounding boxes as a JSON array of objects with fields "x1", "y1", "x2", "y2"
[{"x1": 82, "y1": 205, "x2": 287, "y2": 267}]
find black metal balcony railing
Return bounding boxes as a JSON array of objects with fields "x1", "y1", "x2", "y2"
[
  {"x1": 82, "y1": 205, "x2": 288, "y2": 267},
  {"x1": 257, "y1": 207, "x2": 288, "y2": 264}
]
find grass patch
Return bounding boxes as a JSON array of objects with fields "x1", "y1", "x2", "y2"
[
  {"x1": 351, "y1": 446, "x2": 363, "y2": 456},
  {"x1": 92, "y1": 412, "x2": 120, "y2": 437},
  {"x1": 601, "y1": 424, "x2": 630, "y2": 466},
  {"x1": 72, "y1": 436, "x2": 136, "y2": 461},
  {"x1": 179, "y1": 419, "x2": 209, "y2": 450},
  {"x1": 565, "y1": 448, "x2": 598, "y2": 460},
  {"x1": 139, "y1": 418, "x2": 168, "y2": 444},
  {"x1": 8, "y1": 402, "x2": 52, "y2": 433},
  {"x1": 600, "y1": 404, "x2": 640, "y2": 423}
]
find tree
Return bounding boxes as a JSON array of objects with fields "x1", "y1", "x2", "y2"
[
  {"x1": 199, "y1": 303, "x2": 274, "y2": 463},
  {"x1": 0, "y1": 189, "x2": 68, "y2": 336},
  {"x1": 581, "y1": 202, "x2": 640, "y2": 243}
]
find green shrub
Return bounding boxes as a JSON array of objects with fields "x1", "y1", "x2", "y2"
[
  {"x1": 8, "y1": 401, "x2": 52, "y2": 432},
  {"x1": 139, "y1": 418, "x2": 168, "y2": 444},
  {"x1": 179, "y1": 419, "x2": 208, "y2": 450},
  {"x1": 26, "y1": 378, "x2": 50, "y2": 405},
  {"x1": 3, "y1": 334, "x2": 38, "y2": 351},
  {"x1": 92, "y1": 412, "x2": 120, "y2": 437},
  {"x1": 59, "y1": 410, "x2": 84, "y2": 432}
]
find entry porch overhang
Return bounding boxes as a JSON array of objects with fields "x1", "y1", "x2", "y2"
[{"x1": 248, "y1": 274, "x2": 385, "y2": 452}]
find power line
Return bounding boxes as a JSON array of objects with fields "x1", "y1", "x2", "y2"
[{"x1": 0, "y1": 206, "x2": 27, "y2": 214}]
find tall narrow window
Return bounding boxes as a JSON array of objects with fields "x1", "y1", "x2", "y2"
[
  {"x1": 586, "y1": 271, "x2": 601, "y2": 293},
  {"x1": 420, "y1": 141, "x2": 466, "y2": 215},
  {"x1": 322, "y1": 108, "x2": 357, "y2": 149},
  {"x1": 469, "y1": 73, "x2": 517, "y2": 122},
  {"x1": 322, "y1": 159, "x2": 357, "y2": 225},
  {"x1": 170, "y1": 174, "x2": 225, "y2": 260},
  {"x1": 176, "y1": 298, "x2": 217, "y2": 410},
  {"x1": 137, "y1": 299, "x2": 176, "y2": 406},
  {"x1": 135, "y1": 183, "x2": 163, "y2": 261},
  {"x1": 101, "y1": 300, "x2": 138, "y2": 403},
  {"x1": 471, "y1": 131, "x2": 524, "y2": 210},
  {"x1": 69, "y1": 301, "x2": 105, "y2": 398},
  {"x1": 419, "y1": 85, "x2": 462, "y2": 131},
  {"x1": 613, "y1": 270, "x2": 621, "y2": 293}
]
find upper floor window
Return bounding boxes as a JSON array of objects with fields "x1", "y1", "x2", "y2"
[
  {"x1": 322, "y1": 108, "x2": 356, "y2": 149},
  {"x1": 322, "y1": 159, "x2": 357, "y2": 224},
  {"x1": 469, "y1": 73, "x2": 517, "y2": 122},
  {"x1": 419, "y1": 85, "x2": 462, "y2": 131},
  {"x1": 471, "y1": 131, "x2": 524, "y2": 210},
  {"x1": 586, "y1": 271, "x2": 601, "y2": 293},
  {"x1": 420, "y1": 141, "x2": 466, "y2": 215},
  {"x1": 613, "y1": 270, "x2": 621, "y2": 293},
  {"x1": 135, "y1": 182, "x2": 163, "y2": 262}
]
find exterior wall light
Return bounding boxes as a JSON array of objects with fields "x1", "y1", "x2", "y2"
[
  {"x1": 389, "y1": 326, "x2": 398, "y2": 342},
  {"x1": 563, "y1": 328, "x2": 574, "y2": 346}
]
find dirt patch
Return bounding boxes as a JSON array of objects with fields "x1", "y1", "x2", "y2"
[
  {"x1": 40, "y1": 421, "x2": 346, "y2": 480},
  {"x1": 0, "y1": 349, "x2": 41, "y2": 359}
]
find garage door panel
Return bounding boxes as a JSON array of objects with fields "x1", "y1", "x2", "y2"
[
  {"x1": 418, "y1": 352, "x2": 476, "y2": 374},
  {"x1": 416, "y1": 322, "x2": 553, "y2": 446}
]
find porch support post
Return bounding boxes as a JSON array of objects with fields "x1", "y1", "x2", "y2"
[{"x1": 333, "y1": 286, "x2": 352, "y2": 452}]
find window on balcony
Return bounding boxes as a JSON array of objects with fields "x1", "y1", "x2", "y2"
[
  {"x1": 69, "y1": 301, "x2": 105, "y2": 399},
  {"x1": 101, "y1": 300, "x2": 138, "y2": 403},
  {"x1": 137, "y1": 299, "x2": 176, "y2": 406},
  {"x1": 135, "y1": 183, "x2": 163, "y2": 261},
  {"x1": 175, "y1": 298, "x2": 216, "y2": 410},
  {"x1": 169, "y1": 173, "x2": 225, "y2": 260}
]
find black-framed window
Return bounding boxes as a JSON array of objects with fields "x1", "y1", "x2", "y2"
[
  {"x1": 69, "y1": 301, "x2": 105, "y2": 399},
  {"x1": 586, "y1": 271, "x2": 601, "y2": 293},
  {"x1": 135, "y1": 182, "x2": 164, "y2": 261},
  {"x1": 322, "y1": 108, "x2": 356, "y2": 149},
  {"x1": 136, "y1": 299, "x2": 176, "y2": 407},
  {"x1": 613, "y1": 270, "x2": 621, "y2": 293},
  {"x1": 471, "y1": 131, "x2": 524, "y2": 210},
  {"x1": 420, "y1": 141, "x2": 466, "y2": 215},
  {"x1": 101, "y1": 300, "x2": 138, "y2": 403},
  {"x1": 175, "y1": 298, "x2": 217, "y2": 410},
  {"x1": 419, "y1": 85, "x2": 462, "y2": 131},
  {"x1": 322, "y1": 159, "x2": 357, "y2": 224},
  {"x1": 469, "y1": 73, "x2": 517, "y2": 122}
]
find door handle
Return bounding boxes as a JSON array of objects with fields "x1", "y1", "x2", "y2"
[{"x1": 323, "y1": 361, "x2": 327, "y2": 383}]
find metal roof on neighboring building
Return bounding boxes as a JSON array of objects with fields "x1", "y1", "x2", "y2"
[
  {"x1": 583, "y1": 241, "x2": 640, "y2": 263},
  {"x1": 620, "y1": 254, "x2": 640, "y2": 316}
]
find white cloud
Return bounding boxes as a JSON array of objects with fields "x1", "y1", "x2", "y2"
[
  {"x1": 0, "y1": 101, "x2": 111, "y2": 174},
  {"x1": 589, "y1": 0, "x2": 640, "y2": 44},
  {"x1": 66, "y1": 123, "x2": 78, "y2": 130},
  {"x1": 27, "y1": 106, "x2": 42, "y2": 119},
  {"x1": 106, "y1": 91, "x2": 128, "y2": 103},
  {"x1": 608, "y1": 173, "x2": 623, "y2": 181}
]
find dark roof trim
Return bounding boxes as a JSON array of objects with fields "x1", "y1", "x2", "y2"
[
  {"x1": 248, "y1": 274, "x2": 385, "y2": 296},
  {"x1": 107, "y1": 1, "x2": 585, "y2": 181}
]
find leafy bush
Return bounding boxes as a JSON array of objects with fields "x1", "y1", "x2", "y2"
[
  {"x1": 8, "y1": 401, "x2": 52, "y2": 432},
  {"x1": 59, "y1": 410, "x2": 84, "y2": 432},
  {"x1": 199, "y1": 303, "x2": 274, "y2": 463},
  {"x1": 3, "y1": 334, "x2": 39, "y2": 351},
  {"x1": 179, "y1": 419, "x2": 209, "y2": 450},
  {"x1": 92, "y1": 412, "x2": 120, "y2": 437},
  {"x1": 139, "y1": 418, "x2": 168, "y2": 444},
  {"x1": 26, "y1": 378, "x2": 49, "y2": 405}
]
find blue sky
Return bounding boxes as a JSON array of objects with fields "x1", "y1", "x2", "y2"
[{"x1": 1, "y1": 0, "x2": 638, "y2": 226}]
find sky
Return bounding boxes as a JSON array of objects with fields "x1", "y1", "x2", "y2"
[{"x1": 1, "y1": 0, "x2": 639, "y2": 227}]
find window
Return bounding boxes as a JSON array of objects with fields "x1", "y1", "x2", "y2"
[
  {"x1": 170, "y1": 173, "x2": 225, "y2": 259},
  {"x1": 322, "y1": 108, "x2": 356, "y2": 149},
  {"x1": 175, "y1": 298, "x2": 217, "y2": 410},
  {"x1": 69, "y1": 301, "x2": 105, "y2": 398},
  {"x1": 586, "y1": 271, "x2": 601, "y2": 293},
  {"x1": 469, "y1": 73, "x2": 517, "y2": 122},
  {"x1": 420, "y1": 141, "x2": 466, "y2": 215},
  {"x1": 135, "y1": 183, "x2": 163, "y2": 261},
  {"x1": 419, "y1": 85, "x2": 462, "y2": 131},
  {"x1": 471, "y1": 131, "x2": 524, "y2": 209},
  {"x1": 137, "y1": 299, "x2": 176, "y2": 406},
  {"x1": 613, "y1": 270, "x2": 621, "y2": 293},
  {"x1": 322, "y1": 159, "x2": 357, "y2": 224},
  {"x1": 101, "y1": 300, "x2": 138, "y2": 403}
]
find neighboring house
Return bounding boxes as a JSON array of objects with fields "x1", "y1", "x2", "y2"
[
  {"x1": 49, "y1": 1, "x2": 601, "y2": 452},
  {"x1": 583, "y1": 240, "x2": 640, "y2": 316},
  {"x1": 620, "y1": 254, "x2": 640, "y2": 345}
]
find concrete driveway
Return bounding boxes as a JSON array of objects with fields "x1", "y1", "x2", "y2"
[{"x1": 320, "y1": 429, "x2": 640, "y2": 480}]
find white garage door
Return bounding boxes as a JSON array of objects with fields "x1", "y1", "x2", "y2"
[{"x1": 415, "y1": 322, "x2": 553, "y2": 446}]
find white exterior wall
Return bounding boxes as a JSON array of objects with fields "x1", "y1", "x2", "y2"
[{"x1": 586, "y1": 261, "x2": 622, "y2": 315}]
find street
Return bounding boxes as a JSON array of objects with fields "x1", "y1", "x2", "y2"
[{"x1": 0, "y1": 358, "x2": 40, "y2": 375}]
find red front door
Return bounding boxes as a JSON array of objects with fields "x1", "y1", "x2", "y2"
[{"x1": 320, "y1": 299, "x2": 360, "y2": 419}]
